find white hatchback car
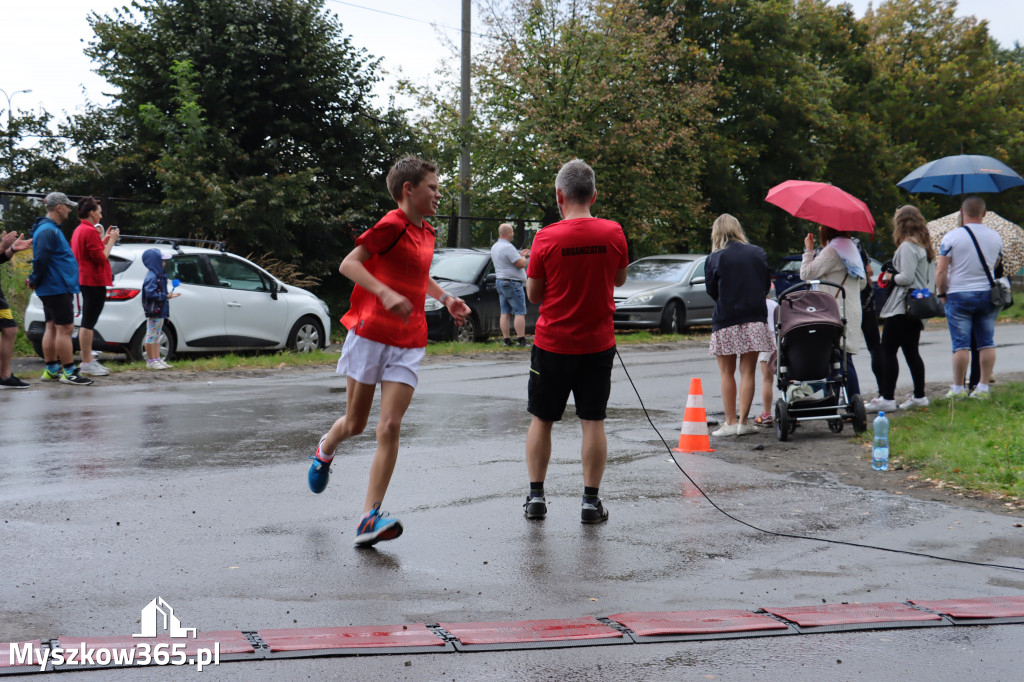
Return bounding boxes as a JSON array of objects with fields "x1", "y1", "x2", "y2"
[{"x1": 24, "y1": 241, "x2": 331, "y2": 361}]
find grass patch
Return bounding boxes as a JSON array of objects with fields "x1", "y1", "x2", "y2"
[
  {"x1": 100, "y1": 349, "x2": 340, "y2": 373},
  {"x1": 423, "y1": 329, "x2": 707, "y2": 356},
  {"x1": 998, "y1": 296, "x2": 1024, "y2": 322},
  {"x1": 869, "y1": 384, "x2": 1024, "y2": 500}
]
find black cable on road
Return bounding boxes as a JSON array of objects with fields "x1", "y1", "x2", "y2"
[{"x1": 615, "y1": 349, "x2": 1024, "y2": 573}]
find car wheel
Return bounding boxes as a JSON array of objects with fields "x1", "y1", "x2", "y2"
[
  {"x1": 32, "y1": 340, "x2": 44, "y2": 359},
  {"x1": 287, "y1": 316, "x2": 324, "y2": 352},
  {"x1": 455, "y1": 314, "x2": 479, "y2": 343},
  {"x1": 127, "y1": 322, "x2": 176, "y2": 362},
  {"x1": 660, "y1": 301, "x2": 685, "y2": 334}
]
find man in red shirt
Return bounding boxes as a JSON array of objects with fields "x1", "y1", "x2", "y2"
[
  {"x1": 523, "y1": 159, "x2": 629, "y2": 523},
  {"x1": 306, "y1": 156, "x2": 469, "y2": 547}
]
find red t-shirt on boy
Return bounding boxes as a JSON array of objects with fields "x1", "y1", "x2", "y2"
[
  {"x1": 340, "y1": 209, "x2": 435, "y2": 349},
  {"x1": 527, "y1": 217, "x2": 628, "y2": 355}
]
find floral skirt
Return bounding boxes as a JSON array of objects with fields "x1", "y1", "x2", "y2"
[{"x1": 708, "y1": 321, "x2": 775, "y2": 357}]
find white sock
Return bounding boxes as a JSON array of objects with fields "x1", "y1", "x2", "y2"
[{"x1": 950, "y1": 385, "x2": 965, "y2": 394}]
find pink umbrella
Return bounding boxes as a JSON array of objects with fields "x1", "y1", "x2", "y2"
[{"x1": 766, "y1": 180, "x2": 875, "y2": 233}]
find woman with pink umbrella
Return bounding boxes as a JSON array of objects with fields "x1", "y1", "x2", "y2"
[{"x1": 766, "y1": 180, "x2": 874, "y2": 399}]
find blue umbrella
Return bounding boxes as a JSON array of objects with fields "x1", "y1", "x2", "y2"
[{"x1": 897, "y1": 154, "x2": 1024, "y2": 195}]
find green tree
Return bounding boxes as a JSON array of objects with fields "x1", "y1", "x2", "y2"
[
  {"x1": 410, "y1": 0, "x2": 714, "y2": 255},
  {"x1": 862, "y1": 0, "x2": 1024, "y2": 227},
  {"x1": 645, "y1": 0, "x2": 879, "y2": 255},
  {"x1": 60, "y1": 0, "x2": 421, "y2": 283}
]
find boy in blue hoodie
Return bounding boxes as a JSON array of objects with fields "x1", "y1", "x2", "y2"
[
  {"x1": 140, "y1": 249, "x2": 179, "y2": 370},
  {"x1": 26, "y1": 192, "x2": 92, "y2": 386}
]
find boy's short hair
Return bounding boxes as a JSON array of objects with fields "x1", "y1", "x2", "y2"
[
  {"x1": 555, "y1": 159, "x2": 596, "y2": 204},
  {"x1": 386, "y1": 156, "x2": 438, "y2": 202}
]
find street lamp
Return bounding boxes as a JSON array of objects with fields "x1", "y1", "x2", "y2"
[{"x1": 0, "y1": 88, "x2": 33, "y2": 128}]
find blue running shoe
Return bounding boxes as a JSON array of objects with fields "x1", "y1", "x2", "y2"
[
  {"x1": 307, "y1": 434, "x2": 332, "y2": 494},
  {"x1": 354, "y1": 504, "x2": 403, "y2": 547},
  {"x1": 40, "y1": 367, "x2": 60, "y2": 382}
]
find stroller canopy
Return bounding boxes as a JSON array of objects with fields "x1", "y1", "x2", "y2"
[{"x1": 776, "y1": 289, "x2": 843, "y2": 338}]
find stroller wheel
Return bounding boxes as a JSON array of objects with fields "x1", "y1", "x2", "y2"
[
  {"x1": 774, "y1": 398, "x2": 790, "y2": 442},
  {"x1": 849, "y1": 394, "x2": 867, "y2": 434},
  {"x1": 828, "y1": 418, "x2": 843, "y2": 434}
]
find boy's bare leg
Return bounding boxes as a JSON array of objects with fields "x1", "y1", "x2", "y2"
[
  {"x1": 525, "y1": 415, "x2": 554, "y2": 483},
  {"x1": 323, "y1": 377, "x2": 376, "y2": 455},
  {"x1": 760, "y1": 360, "x2": 773, "y2": 415},
  {"x1": 580, "y1": 419, "x2": 608, "y2": 489},
  {"x1": 362, "y1": 380, "x2": 415, "y2": 513}
]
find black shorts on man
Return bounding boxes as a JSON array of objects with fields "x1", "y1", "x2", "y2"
[{"x1": 527, "y1": 345, "x2": 615, "y2": 421}]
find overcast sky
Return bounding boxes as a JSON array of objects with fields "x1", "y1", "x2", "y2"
[{"x1": 1, "y1": 0, "x2": 1022, "y2": 127}]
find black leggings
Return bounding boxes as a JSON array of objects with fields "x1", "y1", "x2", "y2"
[{"x1": 878, "y1": 314, "x2": 925, "y2": 400}]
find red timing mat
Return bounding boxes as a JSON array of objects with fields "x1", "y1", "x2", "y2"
[
  {"x1": 439, "y1": 618, "x2": 623, "y2": 647},
  {"x1": 258, "y1": 624, "x2": 445, "y2": 653},
  {"x1": 762, "y1": 602, "x2": 943, "y2": 631},
  {"x1": 608, "y1": 610, "x2": 790, "y2": 638},
  {"x1": 910, "y1": 596, "x2": 1024, "y2": 623}
]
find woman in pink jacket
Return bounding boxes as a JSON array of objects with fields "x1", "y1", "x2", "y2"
[{"x1": 70, "y1": 196, "x2": 119, "y2": 376}]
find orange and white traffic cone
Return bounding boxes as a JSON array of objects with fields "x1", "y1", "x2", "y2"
[{"x1": 673, "y1": 377, "x2": 714, "y2": 453}]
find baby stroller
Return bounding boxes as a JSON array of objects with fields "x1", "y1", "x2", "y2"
[{"x1": 773, "y1": 280, "x2": 867, "y2": 441}]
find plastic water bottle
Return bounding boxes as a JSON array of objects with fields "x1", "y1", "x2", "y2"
[{"x1": 872, "y1": 412, "x2": 890, "y2": 471}]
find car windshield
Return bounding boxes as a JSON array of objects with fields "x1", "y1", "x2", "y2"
[
  {"x1": 627, "y1": 259, "x2": 694, "y2": 282},
  {"x1": 430, "y1": 251, "x2": 489, "y2": 283},
  {"x1": 777, "y1": 259, "x2": 803, "y2": 273}
]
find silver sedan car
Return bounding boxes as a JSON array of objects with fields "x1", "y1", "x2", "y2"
[{"x1": 613, "y1": 254, "x2": 714, "y2": 333}]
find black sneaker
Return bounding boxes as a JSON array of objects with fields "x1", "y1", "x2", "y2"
[
  {"x1": 502, "y1": 338, "x2": 513, "y2": 347},
  {"x1": 59, "y1": 369, "x2": 94, "y2": 386},
  {"x1": 523, "y1": 495, "x2": 547, "y2": 519},
  {"x1": 0, "y1": 375, "x2": 30, "y2": 389},
  {"x1": 581, "y1": 498, "x2": 608, "y2": 524},
  {"x1": 516, "y1": 337, "x2": 527, "y2": 347}
]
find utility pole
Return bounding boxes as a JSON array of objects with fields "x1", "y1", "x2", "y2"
[{"x1": 458, "y1": 0, "x2": 472, "y2": 248}]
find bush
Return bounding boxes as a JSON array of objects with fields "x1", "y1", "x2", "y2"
[{"x1": 0, "y1": 250, "x2": 35, "y2": 356}]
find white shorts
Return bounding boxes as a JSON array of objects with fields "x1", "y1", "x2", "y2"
[{"x1": 336, "y1": 332, "x2": 425, "y2": 388}]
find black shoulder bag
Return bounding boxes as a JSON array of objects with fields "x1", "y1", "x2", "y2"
[{"x1": 962, "y1": 226, "x2": 1013, "y2": 310}]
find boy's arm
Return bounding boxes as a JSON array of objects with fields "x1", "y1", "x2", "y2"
[
  {"x1": 427, "y1": 277, "x2": 470, "y2": 325},
  {"x1": 340, "y1": 245, "x2": 413, "y2": 319}
]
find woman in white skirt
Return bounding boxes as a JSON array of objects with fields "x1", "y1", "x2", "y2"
[{"x1": 705, "y1": 214, "x2": 774, "y2": 436}]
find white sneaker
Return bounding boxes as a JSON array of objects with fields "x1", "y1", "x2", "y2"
[
  {"x1": 147, "y1": 360, "x2": 168, "y2": 371},
  {"x1": 711, "y1": 423, "x2": 737, "y2": 436},
  {"x1": 865, "y1": 396, "x2": 897, "y2": 412},
  {"x1": 898, "y1": 394, "x2": 929, "y2": 409},
  {"x1": 156, "y1": 359, "x2": 173, "y2": 369},
  {"x1": 735, "y1": 423, "x2": 759, "y2": 436},
  {"x1": 79, "y1": 360, "x2": 109, "y2": 376}
]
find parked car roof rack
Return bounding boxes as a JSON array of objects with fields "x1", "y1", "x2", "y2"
[{"x1": 115, "y1": 235, "x2": 227, "y2": 252}]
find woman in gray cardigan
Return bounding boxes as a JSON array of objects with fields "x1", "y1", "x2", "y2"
[{"x1": 866, "y1": 205, "x2": 935, "y2": 412}]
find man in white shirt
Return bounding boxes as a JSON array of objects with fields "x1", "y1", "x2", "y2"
[
  {"x1": 935, "y1": 196, "x2": 1004, "y2": 398},
  {"x1": 490, "y1": 222, "x2": 529, "y2": 346}
]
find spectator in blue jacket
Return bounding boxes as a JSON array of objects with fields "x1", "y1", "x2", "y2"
[{"x1": 26, "y1": 192, "x2": 92, "y2": 385}]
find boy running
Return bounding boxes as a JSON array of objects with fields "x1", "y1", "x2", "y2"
[{"x1": 307, "y1": 157, "x2": 469, "y2": 547}]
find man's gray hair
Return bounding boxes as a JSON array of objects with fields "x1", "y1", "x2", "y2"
[
  {"x1": 498, "y1": 222, "x2": 514, "y2": 238},
  {"x1": 555, "y1": 159, "x2": 596, "y2": 204}
]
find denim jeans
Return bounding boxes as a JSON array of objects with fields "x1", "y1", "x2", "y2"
[
  {"x1": 945, "y1": 290, "x2": 997, "y2": 352},
  {"x1": 497, "y1": 279, "x2": 527, "y2": 315}
]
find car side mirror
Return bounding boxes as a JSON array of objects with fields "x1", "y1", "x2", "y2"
[
  {"x1": 485, "y1": 273, "x2": 497, "y2": 287},
  {"x1": 270, "y1": 280, "x2": 279, "y2": 300},
  {"x1": 691, "y1": 276, "x2": 706, "y2": 285}
]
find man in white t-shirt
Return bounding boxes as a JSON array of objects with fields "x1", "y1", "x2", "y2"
[
  {"x1": 935, "y1": 196, "x2": 1003, "y2": 398},
  {"x1": 490, "y1": 223, "x2": 530, "y2": 347}
]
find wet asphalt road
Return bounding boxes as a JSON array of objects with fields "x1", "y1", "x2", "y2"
[{"x1": 2, "y1": 328, "x2": 1023, "y2": 679}]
